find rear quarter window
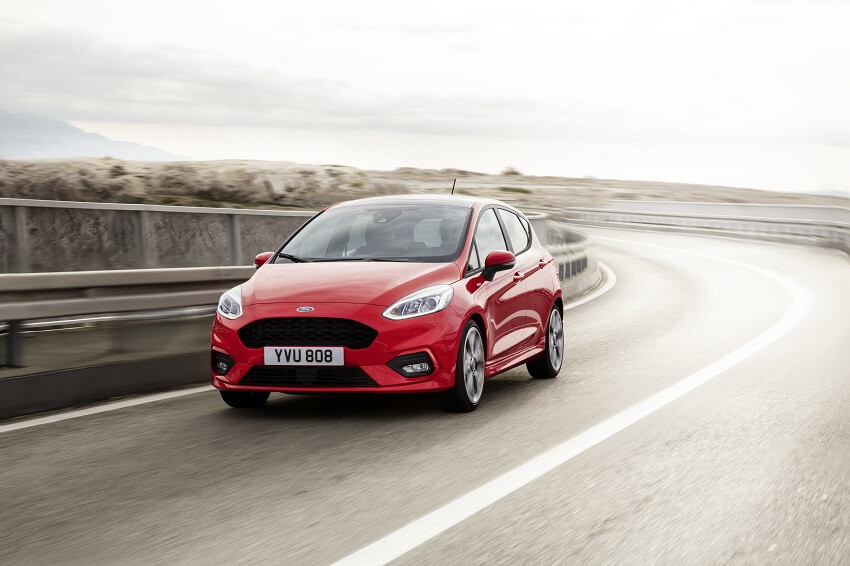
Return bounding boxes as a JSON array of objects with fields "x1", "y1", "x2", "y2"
[{"x1": 497, "y1": 209, "x2": 530, "y2": 254}]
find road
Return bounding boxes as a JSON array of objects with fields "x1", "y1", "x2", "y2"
[{"x1": 1, "y1": 227, "x2": 849, "y2": 565}]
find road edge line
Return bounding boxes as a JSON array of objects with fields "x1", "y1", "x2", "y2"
[{"x1": 0, "y1": 385, "x2": 214, "y2": 434}]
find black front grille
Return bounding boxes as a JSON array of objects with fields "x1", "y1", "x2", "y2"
[
  {"x1": 240, "y1": 366, "x2": 378, "y2": 387},
  {"x1": 238, "y1": 318, "x2": 378, "y2": 349}
]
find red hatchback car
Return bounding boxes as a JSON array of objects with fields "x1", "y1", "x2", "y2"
[{"x1": 211, "y1": 195, "x2": 563, "y2": 412}]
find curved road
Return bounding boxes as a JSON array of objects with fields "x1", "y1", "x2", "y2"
[{"x1": 1, "y1": 228, "x2": 848, "y2": 564}]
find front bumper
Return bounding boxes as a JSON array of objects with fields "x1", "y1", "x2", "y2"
[{"x1": 211, "y1": 302, "x2": 462, "y2": 393}]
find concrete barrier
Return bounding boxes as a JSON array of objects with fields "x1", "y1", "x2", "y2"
[
  {"x1": 0, "y1": 198, "x2": 312, "y2": 273},
  {"x1": 0, "y1": 352, "x2": 209, "y2": 419}
]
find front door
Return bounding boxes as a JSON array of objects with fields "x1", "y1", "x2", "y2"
[{"x1": 469, "y1": 208, "x2": 531, "y2": 361}]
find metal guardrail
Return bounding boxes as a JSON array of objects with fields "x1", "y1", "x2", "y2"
[
  {"x1": 546, "y1": 221, "x2": 591, "y2": 281},
  {"x1": 0, "y1": 221, "x2": 594, "y2": 368},
  {"x1": 0, "y1": 305, "x2": 216, "y2": 332},
  {"x1": 558, "y1": 207, "x2": 850, "y2": 257},
  {"x1": 0, "y1": 206, "x2": 599, "y2": 418},
  {"x1": 0, "y1": 266, "x2": 254, "y2": 366},
  {"x1": 526, "y1": 211, "x2": 592, "y2": 280},
  {"x1": 0, "y1": 206, "x2": 595, "y2": 368},
  {"x1": 597, "y1": 200, "x2": 850, "y2": 225}
]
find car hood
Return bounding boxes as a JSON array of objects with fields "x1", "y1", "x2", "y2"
[{"x1": 242, "y1": 261, "x2": 462, "y2": 307}]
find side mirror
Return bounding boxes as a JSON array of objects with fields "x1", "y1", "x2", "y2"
[
  {"x1": 254, "y1": 251, "x2": 274, "y2": 269},
  {"x1": 481, "y1": 250, "x2": 516, "y2": 281}
]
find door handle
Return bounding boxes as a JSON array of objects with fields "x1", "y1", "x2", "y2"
[
  {"x1": 513, "y1": 271, "x2": 524, "y2": 283},
  {"x1": 539, "y1": 258, "x2": 548, "y2": 268}
]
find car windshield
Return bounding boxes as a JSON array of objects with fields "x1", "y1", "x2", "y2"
[{"x1": 276, "y1": 204, "x2": 472, "y2": 263}]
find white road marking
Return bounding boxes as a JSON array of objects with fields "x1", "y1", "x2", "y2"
[
  {"x1": 565, "y1": 261, "x2": 616, "y2": 310},
  {"x1": 0, "y1": 386, "x2": 214, "y2": 434},
  {"x1": 331, "y1": 235, "x2": 812, "y2": 566}
]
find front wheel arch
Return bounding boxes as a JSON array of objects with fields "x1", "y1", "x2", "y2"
[
  {"x1": 439, "y1": 319, "x2": 486, "y2": 412},
  {"x1": 466, "y1": 312, "x2": 487, "y2": 360}
]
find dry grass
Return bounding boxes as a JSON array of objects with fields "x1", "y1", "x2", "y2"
[
  {"x1": 0, "y1": 158, "x2": 410, "y2": 209},
  {"x1": 0, "y1": 158, "x2": 846, "y2": 211},
  {"x1": 366, "y1": 167, "x2": 850, "y2": 210}
]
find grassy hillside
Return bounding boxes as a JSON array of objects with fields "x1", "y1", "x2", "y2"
[
  {"x1": 0, "y1": 159, "x2": 409, "y2": 209},
  {"x1": 1, "y1": 158, "x2": 845, "y2": 211}
]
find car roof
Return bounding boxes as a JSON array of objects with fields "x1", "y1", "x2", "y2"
[{"x1": 330, "y1": 193, "x2": 508, "y2": 209}]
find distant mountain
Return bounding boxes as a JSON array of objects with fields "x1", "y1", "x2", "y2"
[{"x1": 0, "y1": 110, "x2": 185, "y2": 161}]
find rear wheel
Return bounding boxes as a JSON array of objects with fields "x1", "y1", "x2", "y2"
[
  {"x1": 527, "y1": 305, "x2": 563, "y2": 379},
  {"x1": 439, "y1": 320, "x2": 485, "y2": 413},
  {"x1": 220, "y1": 390, "x2": 270, "y2": 408}
]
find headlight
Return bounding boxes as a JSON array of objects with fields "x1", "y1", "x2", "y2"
[
  {"x1": 217, "y1": 285, "x2": 243, "y2": 319},
  {"x1": 383, "y1": 285, "x2": 453, "y2": 320}
]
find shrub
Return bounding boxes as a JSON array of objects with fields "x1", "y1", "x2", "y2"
[{"x1": 109, "y1": 164, "x2": 127, "y2": 178}]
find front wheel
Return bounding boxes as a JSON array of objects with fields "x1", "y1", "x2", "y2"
[
  {"x1": 220, "y1": 390, "x2": 270, "y2": 409},
  {"x1": 439, "y1": 320, "x2": 485, "y2": 413},
  {"x1": 527, "y1": 305, "x2": 563, "y2": 379}
]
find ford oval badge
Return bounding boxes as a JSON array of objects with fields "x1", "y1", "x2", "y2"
[{"x1": 296, "y1": 306, "x2": 315, "y2": 312}]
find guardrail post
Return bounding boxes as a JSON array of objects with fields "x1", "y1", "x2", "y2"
[
  {"x1": 228, "y1": 214, "x2": 242, "y2": 265},
  {"x1": 7, "y1": 206, "x2": 30, "y2": 273},
  {"x1": 132, "y1": 210, "x2": 152, "y2": 268},
  {"x1": 5, "y1": 320, "x2": 22, "y2": 367}
]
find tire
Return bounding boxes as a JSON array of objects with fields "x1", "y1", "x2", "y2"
[
  {"x1": 439, "y1": 320, "x2": 485, "y2": 413},
  {"x1": 527, "y1": 304, "x2": 564, "y2": 379},
  {"x1": 220, "y1": 390, "x2": 270, "y2": 408}
]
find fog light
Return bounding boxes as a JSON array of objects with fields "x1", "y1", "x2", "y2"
[
  {"x1": 212, "y1": 351, "x2": 235, "y2": 376},
  {"x1": 388, "y1": 353, "x2": 434, "y2": 378},
  {"x1": 402, "y1": 362, "x2": 431, "y2": 374}
]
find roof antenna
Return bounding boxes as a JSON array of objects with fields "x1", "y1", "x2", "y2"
[{"x1": 451, "y1": 178, "x2": 457, "y2": 195}]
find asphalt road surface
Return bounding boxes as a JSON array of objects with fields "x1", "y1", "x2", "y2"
[{"x1": 1, "y1": 227, "x2": 848, "y2": 565}]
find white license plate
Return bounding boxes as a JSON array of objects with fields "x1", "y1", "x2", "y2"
[{"x1": 264, "y1": 347, "x2": 344, "y2": 366}]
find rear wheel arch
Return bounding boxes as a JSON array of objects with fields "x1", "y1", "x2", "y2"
[
  {"x1": 527, "y1": 302, "x2": 564, "y2": 379},
  {"x1": 553, "y1": 296, "x2": 564, "y2": 316}
]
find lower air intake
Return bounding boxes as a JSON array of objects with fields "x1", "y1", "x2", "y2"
[{"x1": 240, "y1": 366, "x2": 377, "y2": 387}]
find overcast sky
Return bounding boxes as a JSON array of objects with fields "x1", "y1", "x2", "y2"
[{"x1": 2, "y1": 0, "x2": 850, "y2": 192}]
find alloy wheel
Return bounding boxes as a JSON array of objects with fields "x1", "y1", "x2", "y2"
[
  {"x1": 548, "y1": 308, "x2": 564, "y2": 372},
  {"x1": 463, "y1": 326, "x2": 485, "y2": 403}
]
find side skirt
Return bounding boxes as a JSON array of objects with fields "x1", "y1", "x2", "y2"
[{"x1": 485, "y1": 343, "x2": 546, "y2": 378}]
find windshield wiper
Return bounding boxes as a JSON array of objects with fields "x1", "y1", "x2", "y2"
[{"x1": 277, "y1": 253, "x2": 311, "y2": 263}]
